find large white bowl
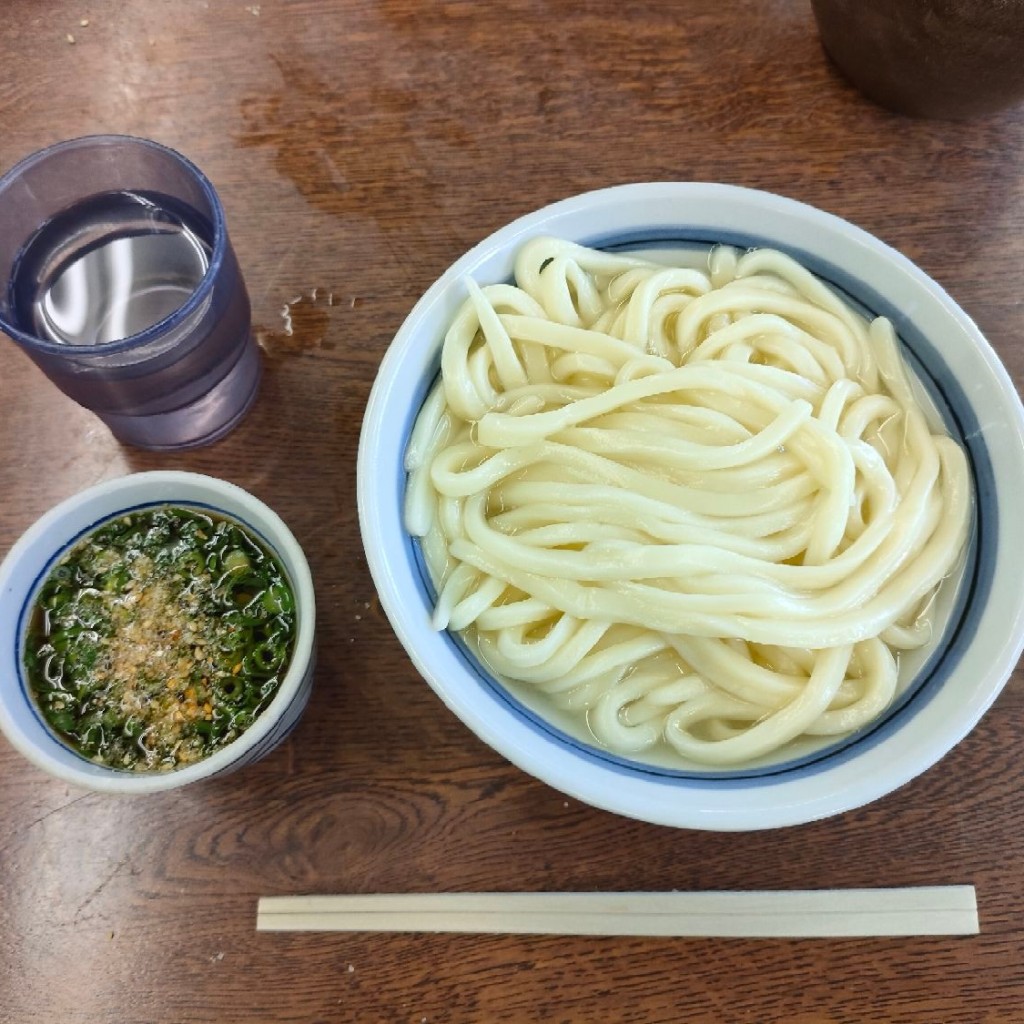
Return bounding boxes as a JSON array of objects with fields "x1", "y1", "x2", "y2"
[
  {"x1": 357, "y1": 182, "x2": 1024, "y2": 830},
  {"x1": 0, "y1": 471, "x2": 316, "y2": 793}
]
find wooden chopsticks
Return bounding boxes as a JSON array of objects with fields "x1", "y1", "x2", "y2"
[{"x1": 256, "y1": 886, "x2": 978, "y2": 938}]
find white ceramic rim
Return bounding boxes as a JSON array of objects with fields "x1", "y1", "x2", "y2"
[
  {"x1": 357, "y1": 181, "x2": 1024, "y2": 830},
  {"x1": 0, "y1": 471, "x2": 316, "y2": 793}
]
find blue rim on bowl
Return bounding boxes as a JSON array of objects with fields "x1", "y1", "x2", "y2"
[{"x1": 357, "y1": 182, "x2": 1024, "y2": 830}]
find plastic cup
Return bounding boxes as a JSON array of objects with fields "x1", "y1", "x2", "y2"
[{"x1": 0, "y1": 135, "x2": 261, "y2": 450}]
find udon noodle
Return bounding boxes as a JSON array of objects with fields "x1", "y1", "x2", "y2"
[{"x1": 404, "y1": 238, "x2": 971, "y2": 767}]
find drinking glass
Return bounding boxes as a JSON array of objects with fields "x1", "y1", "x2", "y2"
[{"x1": 0, "y1": 135, "x2": 260, "y2": 450}]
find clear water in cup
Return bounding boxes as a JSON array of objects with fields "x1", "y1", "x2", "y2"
[
  {"x1": 4, "y1": 187, "x2": 259, "y2": 450},
  {"x1": 10, "y1": 190, "x2": 212, "y2": 347}
]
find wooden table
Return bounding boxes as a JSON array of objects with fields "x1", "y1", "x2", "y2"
[{"x1": 2, "y1": 2, "x2": 1022, "y2": 1021}]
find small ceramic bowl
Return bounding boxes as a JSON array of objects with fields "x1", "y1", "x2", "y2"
[
  {"x1": 357, "y1": 181, "x2": 1024, "y2": 831},
  {"x1": 0, "y1": 471, "x2": 316, "y2": 793}
]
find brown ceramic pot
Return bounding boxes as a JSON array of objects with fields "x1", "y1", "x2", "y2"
[{"x1": 811, "y1": 0, "x2": 1024, "y2": 119}]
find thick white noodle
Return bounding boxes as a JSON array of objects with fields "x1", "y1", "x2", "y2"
[{"x1": 404, "y1": 238, "x2": 971, "y2": 767}]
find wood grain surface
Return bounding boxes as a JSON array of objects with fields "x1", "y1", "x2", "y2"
[{"x1": 2, "y1": 1, "x2": 1024, "y2": 1022}]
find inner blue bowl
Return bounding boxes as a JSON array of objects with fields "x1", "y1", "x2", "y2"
[
  {"x1": 15, "y1": 499, "x2": 310, "y2": 776},
  {"x1": 397, "y1": 228, "x2": 988, "y2": 787}
]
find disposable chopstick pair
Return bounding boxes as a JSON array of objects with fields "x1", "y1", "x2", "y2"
[{"x1": 256, "y1": 886, "x2": 978, "y2": 938}]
